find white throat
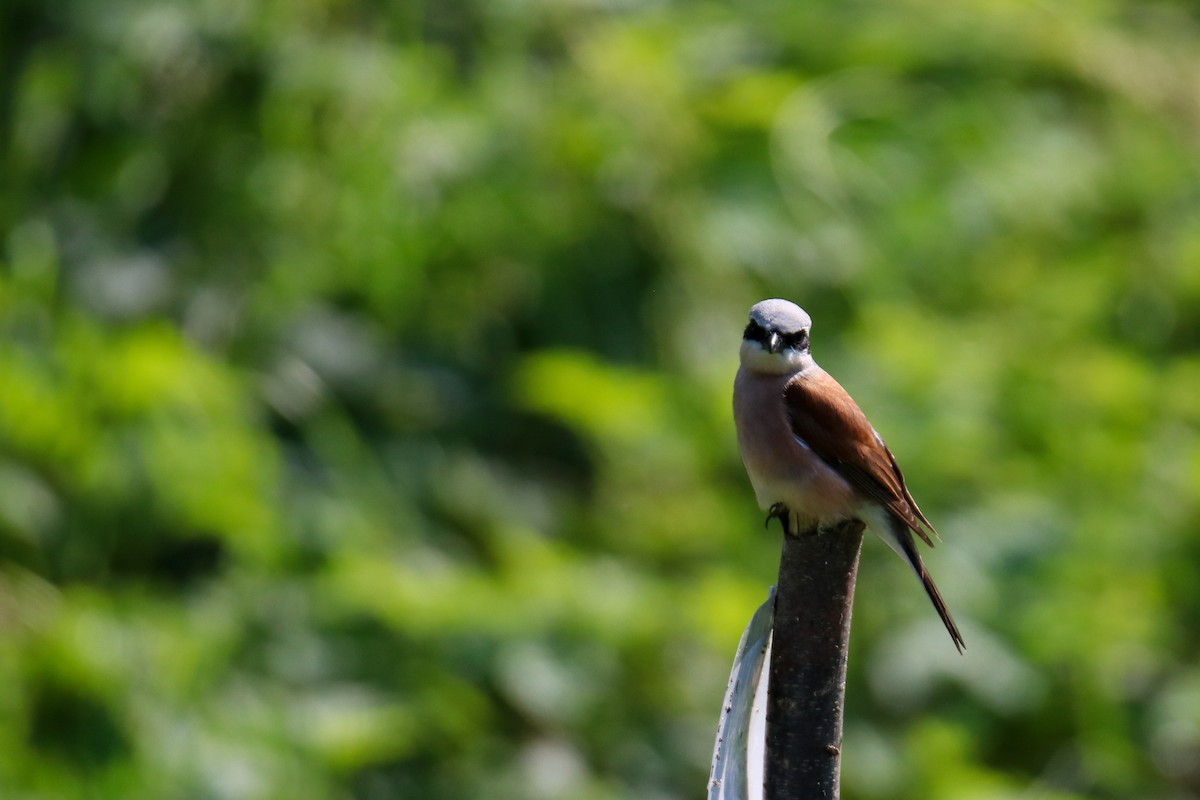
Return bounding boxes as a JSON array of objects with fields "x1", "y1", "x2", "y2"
[{"x1": 739, "y1": 340, "x2": 813, "y2": 376}]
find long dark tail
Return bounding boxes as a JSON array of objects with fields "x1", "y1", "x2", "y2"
[{"x1": 893, "y1": 524, "x2": 966, "y2": 654}]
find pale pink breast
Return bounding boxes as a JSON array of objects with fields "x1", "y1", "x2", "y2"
[{"x1": 733, "y1": 368, "x2": 859, "y2": 524}]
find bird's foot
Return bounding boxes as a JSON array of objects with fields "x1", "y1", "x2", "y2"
[{"x1": 765, "y1": 503, "x2": 792, "y2": 536}]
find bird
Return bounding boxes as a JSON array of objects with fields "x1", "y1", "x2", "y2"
[{"x1": 732, "y1": 298, "x2": 964, "y2": 653}]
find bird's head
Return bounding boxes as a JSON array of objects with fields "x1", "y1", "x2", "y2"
[{"x1": 740, "y1": 299, "x2": 813, "y2": 375}]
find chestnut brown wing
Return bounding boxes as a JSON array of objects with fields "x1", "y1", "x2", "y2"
[{"x1": 783, "y1": 372, "x2": 937, "y2": 547}]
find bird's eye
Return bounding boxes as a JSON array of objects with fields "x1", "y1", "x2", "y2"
[
  {"x1": 744, "y1": 321, "x2": 766, "y2": 341},
  {"x1": 782, "y1": 331, "x2": 809, "y2": 349}
]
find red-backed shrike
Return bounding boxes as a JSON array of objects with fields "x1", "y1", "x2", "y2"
[{"x1": 733, "y1": 299, "x2": 964, "y2": 652}]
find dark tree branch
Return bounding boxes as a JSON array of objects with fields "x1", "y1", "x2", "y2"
[{"x1": 765, "y1": 518, "x2": 865, "y2": 800}]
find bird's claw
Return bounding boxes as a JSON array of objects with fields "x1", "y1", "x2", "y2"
[{"x1": 765, "y1": 503, "x2": 792, "y2": 536}]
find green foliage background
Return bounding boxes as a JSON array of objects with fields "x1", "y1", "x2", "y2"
[{"x1": 3, "y1": 1, "x2": 1200, "y2": 798}]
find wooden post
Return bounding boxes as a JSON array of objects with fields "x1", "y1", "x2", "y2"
[{"x1": 764, "y1": 519, "x2": 864, "y2": 800}]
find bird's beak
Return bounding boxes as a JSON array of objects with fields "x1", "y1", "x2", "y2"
[{"x1": 767, "y1": 332, "x2": 782, "y2": 354}]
